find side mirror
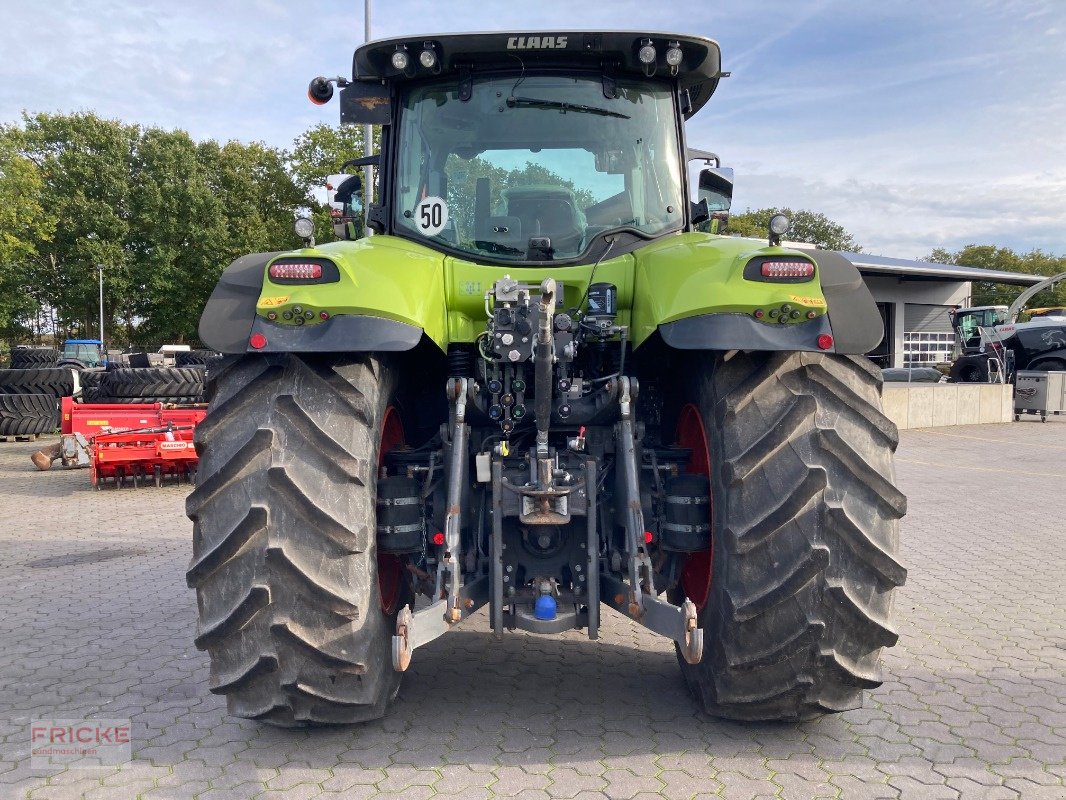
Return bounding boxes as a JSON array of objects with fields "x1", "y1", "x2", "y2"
[
  {"x1": 326, "y1": 173, "x2": 364, "y2": 240},
  {"x1": 698, "y1": 167, "x2": 733, "y2": 213}
]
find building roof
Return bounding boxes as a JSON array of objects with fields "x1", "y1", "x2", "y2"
[{"x1": 841, "y1": 251, "x2": 1044, "y2": 286}]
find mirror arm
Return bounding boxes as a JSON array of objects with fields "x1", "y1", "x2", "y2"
[
  {"x1": 367, "y1": 203, "x2": 388, "y2": 234},
  {"x1": 341, "y1": 154, "x2": 380, "y2": 171}
]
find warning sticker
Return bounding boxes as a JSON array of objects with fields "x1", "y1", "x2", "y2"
[
  {"x1": 414, "y1": 196, "x2": 449, "y2": 236},
  {"x1": 260, "y1": 295, "x2": 289, "y2": 308},
  {"x1": 790, "y1": 294, "x2": 827, "y2": 307}
]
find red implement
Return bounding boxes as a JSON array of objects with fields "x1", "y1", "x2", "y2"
[{"x1": 59, "y1": 397, "x2": 207, "y2": 488}]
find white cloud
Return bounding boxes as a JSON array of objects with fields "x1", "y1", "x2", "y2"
[{"x1": 1, "y1": 0, "x2": 1063, "y2": 257}]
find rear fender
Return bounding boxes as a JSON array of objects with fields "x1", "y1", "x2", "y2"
[
  {"x1": 632, "y1": 234, "x2": 881, "y2": 354},
  {"x1": 815, "y1": 250, "x2": 883, "y2": 354},
  {"x1": 198, "y1": 251, "x2": 283, "y2": 353},
  {"x1": 198, "y1": 237, "x2": 448, "y2": 354}
]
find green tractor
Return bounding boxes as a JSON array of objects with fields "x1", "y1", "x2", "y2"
[{"x1": 187, "y1": 31, "x2": 906, "y2": 726}]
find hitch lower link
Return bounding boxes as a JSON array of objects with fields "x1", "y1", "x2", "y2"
[
  {"x1": 393, "y1": 378, "x2": 487, "y2": 671},
  {"x1": 604, "y1": 377, "x2": 704, "y2": 664}
]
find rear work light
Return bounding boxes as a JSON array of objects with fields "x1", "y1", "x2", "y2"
[
  {"x1": 761, "y1": 261, "x2": 815, "y2": 279},
  {"x1": 270, "y1": 262, "x2": 322, "y2": 280}
]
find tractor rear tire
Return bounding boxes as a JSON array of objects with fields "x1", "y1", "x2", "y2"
[
  {"x1": 1027, "y1": 358, "x2": 1066, "y2": 372},
  {"x1": 186, "y1": 354, "x2": 409, "y2": 726},
  {"x1": 0, "y1": 394, "x2": 58, "y2": 436},
  {"x1": 670, "y1": 351, "x2": 907, "y2": 721}
]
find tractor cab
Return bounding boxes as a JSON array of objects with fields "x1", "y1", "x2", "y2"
[
  {"x1": 949, "y1": 306, "x2": 1009, "y2": 354},
  {"x1": 311, "y1": 32, "x2": 728, "y2": 263},
  {"x1": 60, "y1": 338, "x2": 105, "y2": 369}
]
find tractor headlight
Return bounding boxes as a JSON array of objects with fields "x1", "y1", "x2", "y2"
[
  {"x1": 665, "y1": 43, "x2": 683, "y2": 66},
  {"x1": 638, "y1": 42, "x2": 657, "y2": 64},
  {"x1": 769, "y1": 214, "x2": 791, "y2": 236},
  {"x1": 391, "y1": 48, "x2": 410, "y2": 70},
  {"x1": 419, "y1": 47, "x2": 437, "y2": 69}
]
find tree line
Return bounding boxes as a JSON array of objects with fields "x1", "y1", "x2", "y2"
[
  {"x1": 0, "y1": 113, "x2": 365, "y2": 348},
  {"x1": 1, "y1": 111, "x2": 1062, "y2": 350}
]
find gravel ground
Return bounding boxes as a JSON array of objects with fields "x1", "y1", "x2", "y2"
[{"x1": 0, "y1": 418, "x2": 1063, "y2": 799}]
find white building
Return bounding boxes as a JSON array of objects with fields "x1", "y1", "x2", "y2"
[{"x1": 840, "y1": 252, "x2": 1044, "y2": 369}]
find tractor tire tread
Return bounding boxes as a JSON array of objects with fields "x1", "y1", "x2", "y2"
[
  {"x1": 677, "y1": 351, "x2": 906, "y2": 721},
  {"x1": 186, "y1": 353, "x2": 401, "y2": 726}
]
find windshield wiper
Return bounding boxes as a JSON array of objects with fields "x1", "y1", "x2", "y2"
[{"x1": 506, "y1": 96, "x2": 630, "y2": 119}]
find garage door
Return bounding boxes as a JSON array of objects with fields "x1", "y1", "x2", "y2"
[{"x1": 903, "y1": 304, "x2": 954, "y2": 333}]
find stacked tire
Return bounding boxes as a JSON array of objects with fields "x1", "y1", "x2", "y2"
[
  {"x1": 9, "y1": 347, "x2": 60, "y2": 369},
  {"x1": 94, "y1": 367, "x2": 205, "y2": 404},
  {"x1": 79, "y1": 370, "x2": 105, "y2": 403},
  {"x1": 0, "y1": 366, "x2": 70, "y2": 439},
  {"x1": 0, "y1": 395, "x2": 58, "y2": 437},
  {"x1": 175, "y1": 349, "x2": 222, "y2": 369}
]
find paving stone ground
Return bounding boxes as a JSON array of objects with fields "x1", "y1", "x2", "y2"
[{"x1": 0, "y1": 418, "x2": 1063, "y2": 799}]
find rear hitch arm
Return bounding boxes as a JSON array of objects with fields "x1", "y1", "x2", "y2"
[
  {"x1": 392, "y1": 377, "x2": 489, "y2": 671},
  {"x1": 609, "y1": 376, "x2": 703, "y2": 664}
]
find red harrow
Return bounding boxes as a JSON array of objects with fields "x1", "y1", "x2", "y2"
[{"x1": 32, "y1": 397, "x2": 207, "y2": 488}]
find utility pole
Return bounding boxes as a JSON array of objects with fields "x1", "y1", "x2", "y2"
[
  {"x1": 364, "y1": 0, "x2": 374, "y2": 235},
  {"x1": 98, "y1": 265, "x2": 105, "y2": 351}
]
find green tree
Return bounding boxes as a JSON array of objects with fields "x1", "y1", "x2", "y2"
[
  {"x1": 130, "y1": 137, "x2": 303, "y2": 344},
  {"x1": 4, "y1": 112, "x2": 306, "y2": 346},
  {"x1": 927, "y1": 245, "x2": 1066, "y2": 310},
  {"x1": 123, "y1": 127, "x2": 228, "y2": 344},
  {"x1": 0, "y1": 127, "x2": 54, "y2": 343},
  {"x1": 16, "y1": 112, "x2": 137, "y2": 342},
  {"x1": 725, "y1": 207, "x2": 861, "y2": 252}
]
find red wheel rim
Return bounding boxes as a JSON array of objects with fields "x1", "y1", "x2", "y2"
[
  {"x1": 377, "y1": 406, "x2": 406, "y2": 615},
  {"x1": 675, "y1": 404, "x2": 714, "y2": 610}
]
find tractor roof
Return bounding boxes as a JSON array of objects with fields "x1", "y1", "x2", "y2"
[{"x1": 353, "y1": 31, "x2": 724, "y2": 117}]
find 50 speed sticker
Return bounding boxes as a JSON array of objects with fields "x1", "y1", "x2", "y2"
[{"x1": 413, "y1": 196, "x2": 449, "y2": 236}]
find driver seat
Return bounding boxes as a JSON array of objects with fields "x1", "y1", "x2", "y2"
[{"x1": 503, "y1": 186, "x2": 585, "y2": 254}]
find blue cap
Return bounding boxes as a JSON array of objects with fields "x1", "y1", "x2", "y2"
[{"x1": 533, "y1": 594, "x2": 557, "y2": 621}]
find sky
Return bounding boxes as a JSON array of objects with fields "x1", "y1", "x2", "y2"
[{"x1": 1, "y1": 0, "x2": 1064, "y2": 259}]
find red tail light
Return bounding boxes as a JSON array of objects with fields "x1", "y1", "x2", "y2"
[
  {"x1": 761, "y1": 261, "x2": 815, "y2": 278},
  {"x1": 817, "y1": 334, "x2": 834, "y2": 351},
  {"x1": 270, "y1": 262, "x2": 322, "y2": 280}
]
